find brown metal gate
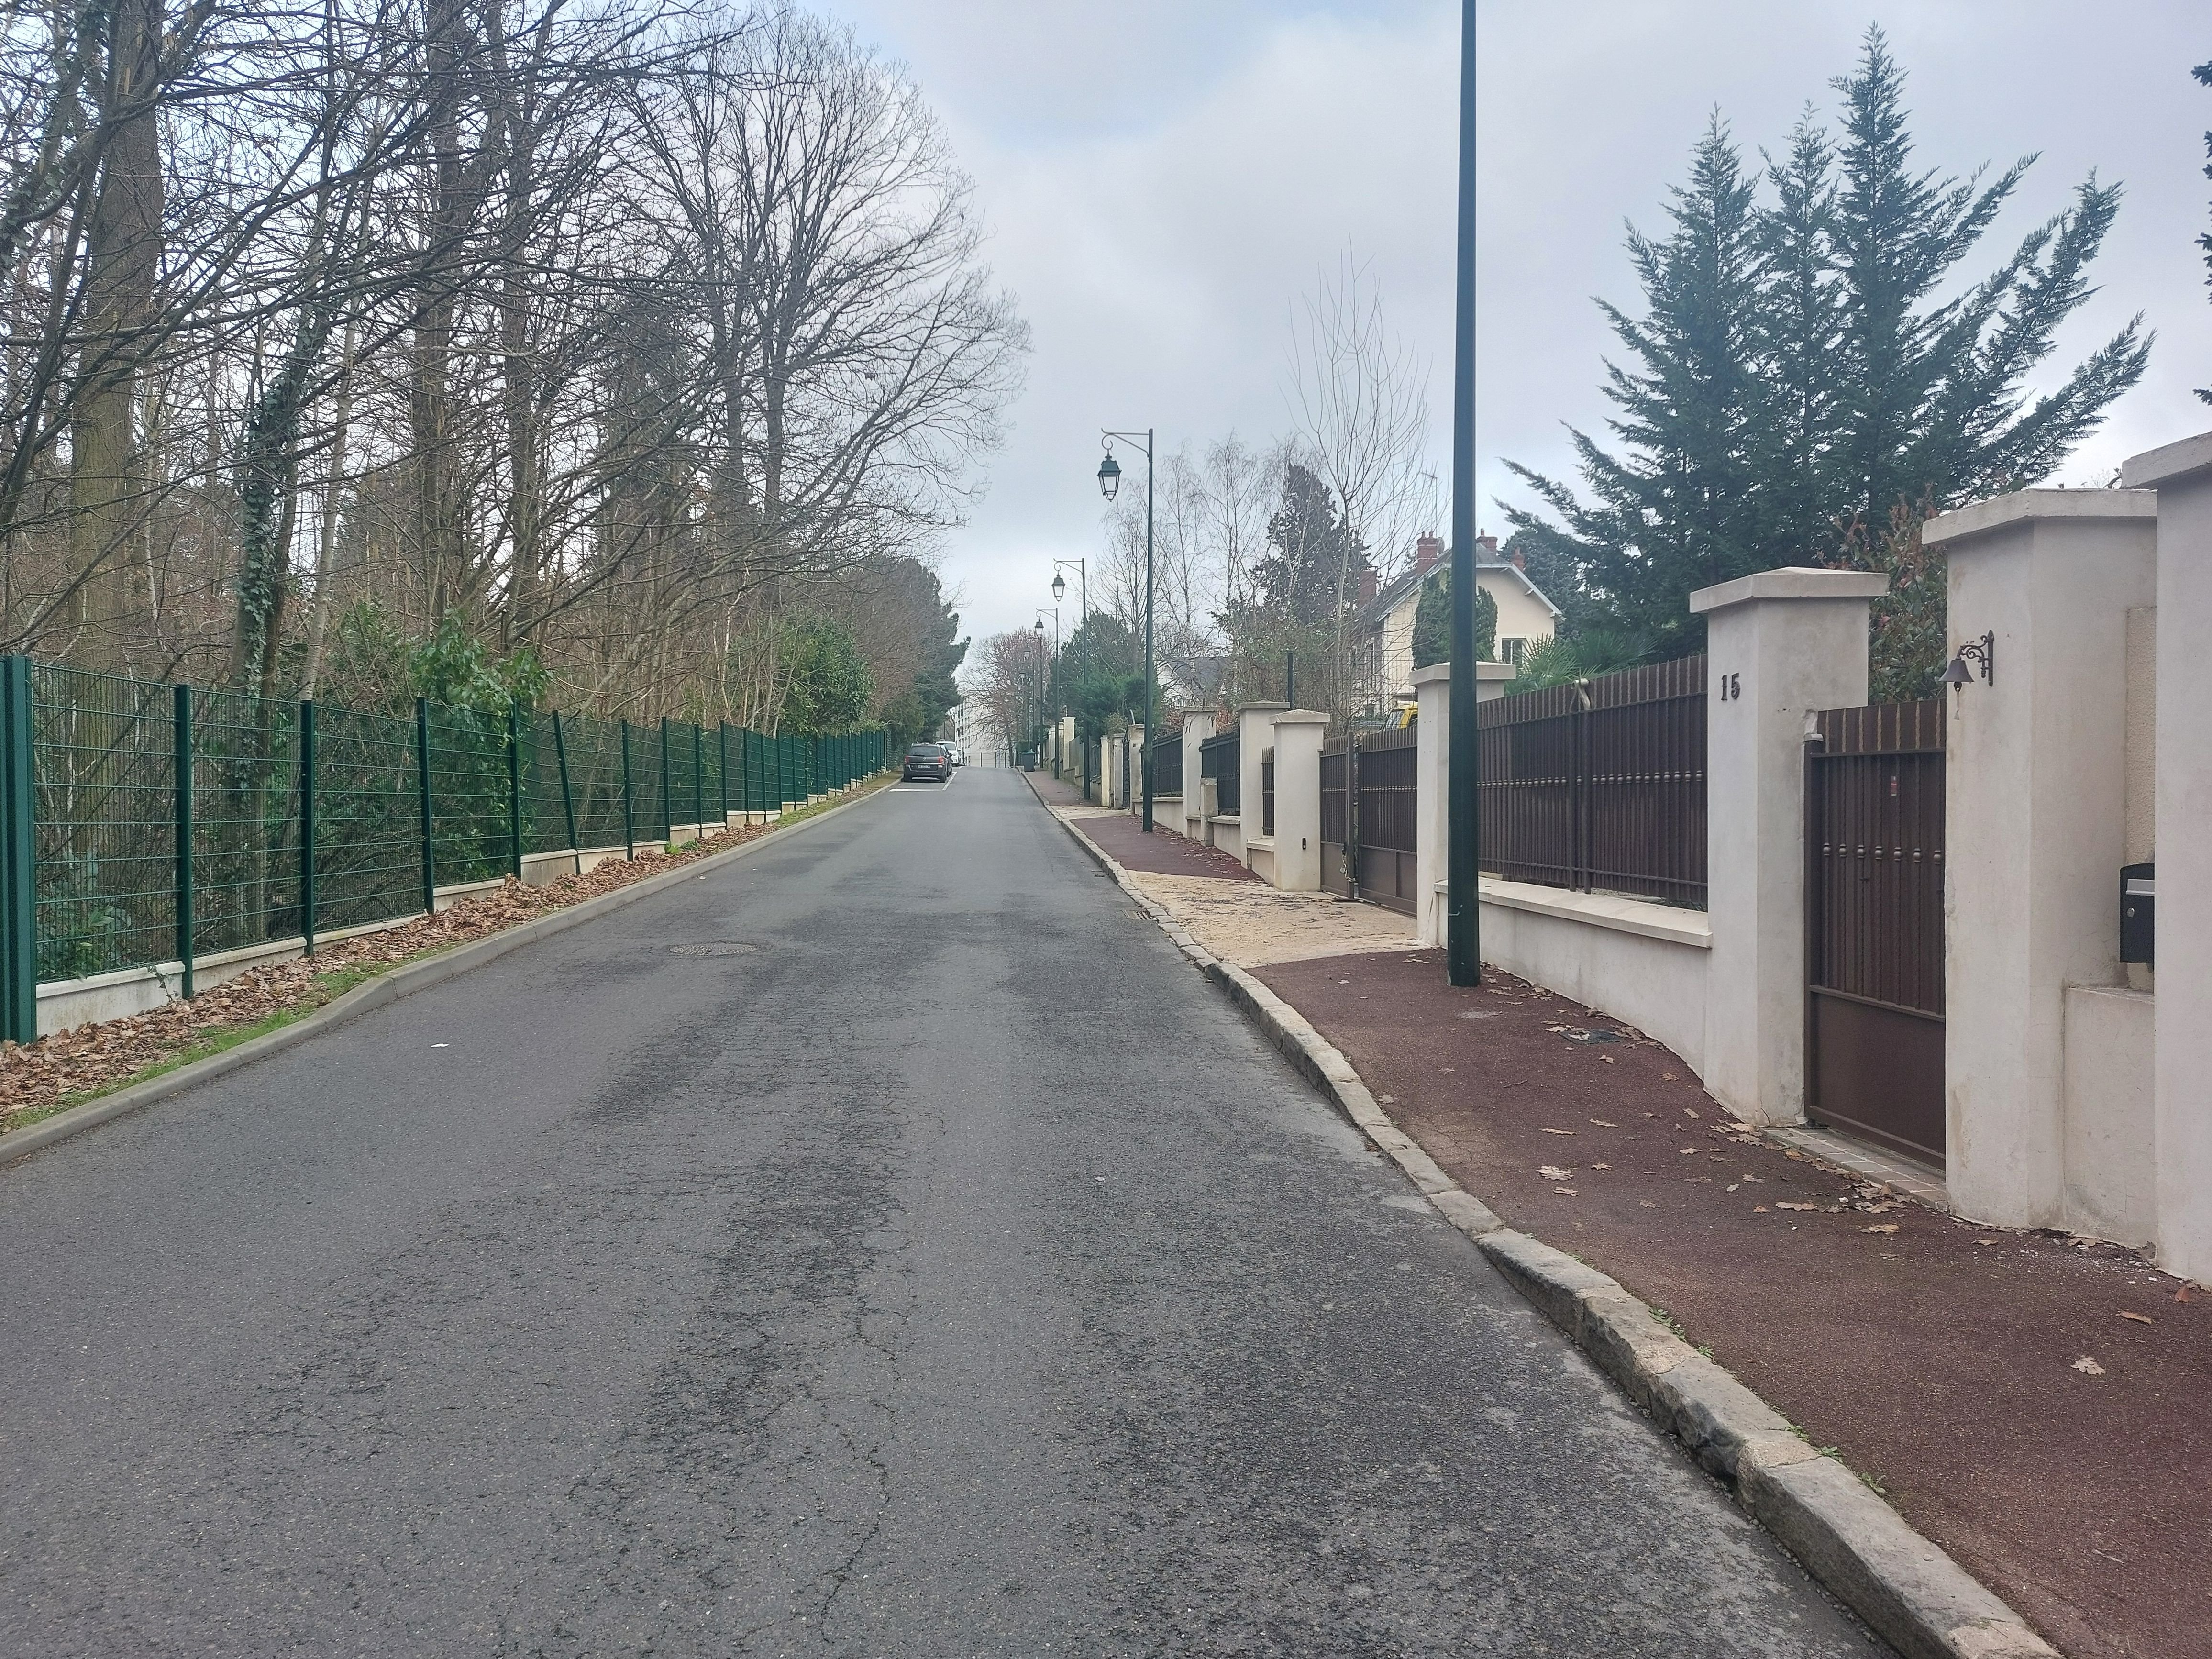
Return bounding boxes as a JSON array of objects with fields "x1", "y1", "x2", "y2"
[
  {"x1": 1321, "y1": 736, "x2": 1352, "y2": 897},
  {"x1": 1805, "y1": 701, "x2": 1946, "y2": 1166},
  {"x1": 1318, "y1": 727, "x2": 1417, "y2": 913}
]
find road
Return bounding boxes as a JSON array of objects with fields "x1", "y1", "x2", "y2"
[{"x1": 0, "y1": 766, "x2": 1884, "y2": 1657}]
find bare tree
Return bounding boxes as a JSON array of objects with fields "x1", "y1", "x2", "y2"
[{"x1": 1283, "y1": 250, "x2": 1434, "y2": 713}]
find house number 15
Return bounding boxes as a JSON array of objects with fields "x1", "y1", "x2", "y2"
[{"x1": 1717, "y1": 673, "x2": 1741, "y2": 701}]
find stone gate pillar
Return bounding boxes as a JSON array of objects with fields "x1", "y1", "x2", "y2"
[{"x1": 1690, "y1": 568, "x2": 1887, "y2": 1128}]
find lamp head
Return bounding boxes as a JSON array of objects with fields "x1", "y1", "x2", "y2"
[
  {"x1": 1051, "y1": 572, "x2": 1066, "y2": 601},
  {"x1": 1097, "y1": 451, "x2": 1122, "y2": 501}
]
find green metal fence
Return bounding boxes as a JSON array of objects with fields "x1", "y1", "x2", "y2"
[{"x1": 0, "y1": 653, "x2": 887, "y2": 1040}]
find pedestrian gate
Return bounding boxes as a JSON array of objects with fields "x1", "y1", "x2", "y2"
[
  {"x1": 1321, "y1": 726, "x2": 1418, "y2": 914},
  {"x1": 1804, "y1": 700, "x2": 1946, "y2": 1166}
]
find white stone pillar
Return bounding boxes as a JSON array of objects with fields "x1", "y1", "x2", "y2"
[
  {"x1": 1182, "y1": 710, "x2": 1217, "y2": 838},
  {"x1": 1237, "y1": 703, "x2": 1287, "y2": 872},
  {"x1": 1413, "y1": 664, "x2": 1451, "y2": 948},
  {"x1": 1924, "y1": 491, "x2": 2157, "y2": 1227},
  {"x1": 1690, "y1": 568, "x2": 1888, "y2": 1128},
  {"x1": 1477, "y1": 662, "x2": 1516, "y2": 704},
  {"x1": 1270, "y1": 712, "x2": 1328, "y2": 890},
  {"x1": 1127, "y1": 724, "x2": 1145, "y2": 816},
  {"x1": 2122, "y1": 436, "x2": 2212, "y2": 1278}
]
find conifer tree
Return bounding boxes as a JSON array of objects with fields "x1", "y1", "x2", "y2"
[{"x1": 1503, "y1": 27, "x2": 2150, "y2": 681}]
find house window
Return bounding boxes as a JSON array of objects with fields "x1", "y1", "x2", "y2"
[{"x1": 1499, "y1": 636, "x2": 1528, "y2": 666}]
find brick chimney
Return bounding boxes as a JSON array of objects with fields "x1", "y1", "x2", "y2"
[
  {"x1": 1511, "y1": 544, "x2": 1526, "y2": 572},
  {"x1": 1358, "y1": 567, "x2": 1379, "y2": 604},
  {"x1": 1476, "y1": 533, "x2": 1498, "y2": 559},
  {"x1": 1414, "y1": 533, "x2": 1443, "y2": 575}
]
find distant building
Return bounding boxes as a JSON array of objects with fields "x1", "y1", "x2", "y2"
[{"x1": 1354, "y1": 533, "x2": 1561, "y2": 711}]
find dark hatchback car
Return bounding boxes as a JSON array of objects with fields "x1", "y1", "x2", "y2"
[{"x1": 902, "y1": 743, "x2": 952, "y2": 782}]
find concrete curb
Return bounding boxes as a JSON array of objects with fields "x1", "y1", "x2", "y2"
[
  {"x1": 1030, "y1": 786, "x2": 2057, "y2": 1659},
  {"x1": 2, "y1": 778, "x2": 893, "y2": 1166}
]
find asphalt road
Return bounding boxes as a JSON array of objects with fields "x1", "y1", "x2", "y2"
[{"x1": 0, "y1": 766, "x2": 1885, "y2": 1657}]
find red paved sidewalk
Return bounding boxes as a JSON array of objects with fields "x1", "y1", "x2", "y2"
[
  {"x1": 1067, "y1": 811, "x2": 1259, "y2": 882},
  {"x1": 1025, "y1": 768, "x2": 1086, "y2": 807},
  {"x1": 1253, "y1": 948, "x2": 2212, "y2": 1659}
]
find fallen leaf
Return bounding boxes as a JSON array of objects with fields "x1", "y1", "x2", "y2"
[
  {"x1": 1753, "y1": 1206, "x2": 1769, "y2": 1213},
  {"x1": 1662, "y1": 1072, "x2": 1677, "y2": 1081},
  {"x1": 1592, "y1": 1162, "x2": 1611, "y2": 1170},
  {"x1": 1679, "y1": 1148, "x2": 1701, "y2": 1155},
  {"x1": 1725, "y1": 1184, "x2": 1739, "y2": 1193},
  {"x1": 2119, "y1": 1311, "x2": 2154, "y2": 1326},
  {"x1": 1775, "y1": 1201, "x2": 1819, "y2": 1212},
  {"x1": 1682, "y1": 1107, "x2": 1700, "y2": 1119},
  {"x1": 1639, "y1": 1200, "x2": 1659, "y2": 1209},
  {"x1": 2178, "y1": 1284, "x2": 2199, "y2": 1303},
  {"x1": 2073, "y1": 1356, "x2": 2107, "y2": 1376},
  {"x1": 1600, "y1": 1055, "x2": 1615, "y2": 1064},
  {"x1": 1784, "y1": 1150, "x2": 1805, "y2": 1161},
  {"x1": 1977, "y1": 1238, "x2": 1998, "y2": 1246},
  {"x1": 1589, "y1": 1118, "x2": 1616, "y2": 1128},
  {"x1": 1538, "y1": 1165, "x2": 1574, "y2": 1181},
  {"x1": 1541, "y1": 1128, "x2": 1576, "y2": 1137},
  {"x1": 1863, "y1": 1224, "x2": 1899, "y2": 1235},
  {"x1": 1553, "y1": 1187, "x2": 1579, "y2": 1197},
  {"x1": 1741, "y1": 1175, "x2": 1763, "y2": 1184}
]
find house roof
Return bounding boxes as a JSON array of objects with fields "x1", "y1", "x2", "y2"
[{"x1": 1360, "y1": 553, "x2": 1564, "y2": 628}]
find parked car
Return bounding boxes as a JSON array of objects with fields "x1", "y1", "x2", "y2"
[
  {"x1": 942, "y1": 743, "x2": 965, "y2": 766},
  {"x1": 902, "y1": 743, "x2": 952, "y2": 782}
]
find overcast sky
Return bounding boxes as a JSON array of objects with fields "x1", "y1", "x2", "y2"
[{"x1": 828, "y1": 0, "x2": 2212, "y2": 649}]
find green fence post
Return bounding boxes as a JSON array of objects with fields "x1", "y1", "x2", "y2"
[
  {"x1": 507, "y1": 705, "x2": 522, "y2": 880},
  {"x1": 620, "y1": 720, "x2": 635, "y2": 859},
  {"x1": 0, "y1": 658, "x2": 33, "y2": 1041},
  {"x1": 299, "y1": 698, "x2": 317, "y2": 957},
  {"x1": 174, "y1": 683, "x2": 195, "y2": 998},
  {"x1": 692, "y1": 722, "x2": 703, "y2": 835},
  {"x1": 718, "y1": 724, "x2": 730, "y2": 825},
  {"x1": 416, "y1": 697, "x2": 435, "y2": 916},
  {"x1": 552, "y1": 711, "x2": 578, "y2": 863},
  {"x1": 659, "y1": 717, "x2": 671, "y2": 843}
]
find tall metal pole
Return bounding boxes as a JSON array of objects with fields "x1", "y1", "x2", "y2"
[
  {"x1": 1446, "y1": 0, "x2": 1482, "y2": 987},
  {"x1": 1141, "y1": 428, "x2": 1156, "y2": 832}
]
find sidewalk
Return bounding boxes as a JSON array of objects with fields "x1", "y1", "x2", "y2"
[
  {"x1": 1245, "y1": 945, "x2": 2210, "y2": 1659},
  {"x1": 1024, "y1": 765, "x2": 2207, "y2": 1658}
]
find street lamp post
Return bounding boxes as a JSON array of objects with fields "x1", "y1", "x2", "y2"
[
  {"x1": 1051, "y1": 559, "x2": 1087, "y2": 793},
  {"x1": 1096, "y1": 432, "x2": 1156, "y2": 832},
  {"x1": 1032, "y1": 617, "x2": 1048, "y2": 766},
  {"x1": 1446, "y1": 0, "x2": 1482, "y2": 986},
  {"x1": 1034, "y1": 610, "x2": 1057, "y2": 768}
]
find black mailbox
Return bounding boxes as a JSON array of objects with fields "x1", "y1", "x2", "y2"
[{"x1": 2121, "y1": 863, "x2": 2154, "y2": 966}]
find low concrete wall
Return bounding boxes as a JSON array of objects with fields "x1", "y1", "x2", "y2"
[
  {"x1": 2062, "y1": 984, "x2": 2156, "y2": 1245},
  {"x1": 1209, "y1": 813, "x2": 1243, "y2": 863},
  {"x1": 1247, "y1": 839, "x2": 1276, "y2": 885},
  {"x1": 37, "y1": 909, "x2": 428, "y2": 1035},
  {"x1": 1473, "y1": 878, "x2": 1713, "y2": 1078}
]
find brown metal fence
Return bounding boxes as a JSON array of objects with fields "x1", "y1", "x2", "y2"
[
  {"x1": 1150, "y1": 729, "x2": 1183, "y2": 796},
  {"x1": 1476, "y1": 654, "x2": 1707, "y2": 907},
  {"x1": 1199, "y1": 730, "x2": 1239, "y2": 814}
]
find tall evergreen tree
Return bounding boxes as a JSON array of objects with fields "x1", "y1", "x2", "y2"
[
  {"x1": 1247, "y1": 462, "x2": 1369, "y2": 627},
  {"x1": 1503, "y1": 116, "x2": 1768, "y2": 659},
  {"x1": 1503, "y1": 27, "x2": 2150, "y2": 676}
]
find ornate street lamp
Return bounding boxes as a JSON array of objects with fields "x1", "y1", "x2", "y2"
[{"x1": 1095, "y1": 432, "x2": 1155, "y2": 831}]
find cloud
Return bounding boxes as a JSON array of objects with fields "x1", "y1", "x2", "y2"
[{"x1": 832, "y1": 0, "x2": 2212, "y2": 649}]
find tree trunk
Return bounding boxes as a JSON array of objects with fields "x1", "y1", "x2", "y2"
[{"x1": 66, "y1": 0, "x2": 166, "y2": 669}]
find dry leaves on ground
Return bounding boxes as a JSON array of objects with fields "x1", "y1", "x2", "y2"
[{"x1": 0, "y1": 811, "x2": 816, "y2": 1127}]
